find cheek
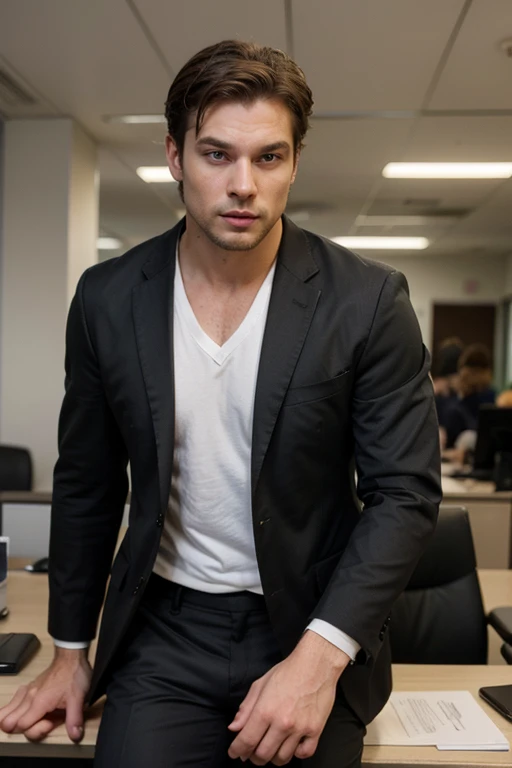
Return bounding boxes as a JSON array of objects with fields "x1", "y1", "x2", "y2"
[{"x1": 270, "y1": 178, "x2": 294, "y2": 202}]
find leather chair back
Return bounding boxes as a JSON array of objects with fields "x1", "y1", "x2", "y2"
[
  {"x1": 390, "y1": 506, "x2": 488, "y2": 664},
  {"x1": 0, "y1": 445, "x2": 33, "y2": 491}
]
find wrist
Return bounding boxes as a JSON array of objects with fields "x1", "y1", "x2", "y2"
[
  {"x1": 53, "y1": 645, "x2": 89, "y2": 664},
  {"x1": 296, "y1": 629, "x2": 351, "y2": 679}
]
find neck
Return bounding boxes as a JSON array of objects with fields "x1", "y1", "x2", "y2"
[{"x1": 178, "y1": 216, "x2": 282, "y2": 289}]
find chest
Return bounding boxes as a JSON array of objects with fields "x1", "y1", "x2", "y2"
[{"x1": 184, "y1": 283, "x2": 263, "y2": 347}]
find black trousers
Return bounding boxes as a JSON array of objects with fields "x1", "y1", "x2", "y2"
[{"x1": 94, "y1": 574, "x2": 365, "y2": 767}]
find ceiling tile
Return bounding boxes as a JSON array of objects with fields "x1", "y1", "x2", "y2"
[
  {"x1": 0, "y1": 0, "x2": 170, "y2": 122},
  {"x1": 292, "y1": 0, "x2": 466, "y2": 111},
  {"x1": 132, "y1": 0, "x2": 288, "y2": 73},
  {"x1": 429, "y1": 0, "x2": 512, "y2": 109}
]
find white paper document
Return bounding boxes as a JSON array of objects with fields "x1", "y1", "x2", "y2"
[{"x1": 365, "y1": 691, "x2": 509, "y2": 751}]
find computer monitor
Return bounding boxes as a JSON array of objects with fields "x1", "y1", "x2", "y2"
[{"x1": 473, "y1": 405, "x2": 512, "y2": 471}]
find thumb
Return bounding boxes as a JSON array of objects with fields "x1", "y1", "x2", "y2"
[
  {"x1": 228, "y1": 679, "x2": 263, "y2": 731},
  {"x1": 65, "y1": 695, "x2": 85, "y2": 743}
]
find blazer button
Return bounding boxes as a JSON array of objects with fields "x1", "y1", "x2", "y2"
[
  {"x1": 156, "y1": 513, "x2": 164, "y2": 527},
  {"x1": 259, "y1": 517, "x2": 271, "y2": 526},
  {"x1": 133, "y1": 576, "x2": 145, "y2": 596}
]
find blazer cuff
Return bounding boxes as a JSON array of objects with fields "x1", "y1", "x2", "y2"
[
  {"x1": 53, "y1": 638, "x2": 90, "y2": 650},
  {"x1": 306, "y1": 619, "x2": 361, "y2": 661}
]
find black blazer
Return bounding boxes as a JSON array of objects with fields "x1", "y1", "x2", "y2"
[{"x1": 48, "y1": 216, "x2": 441, "y2": 725}]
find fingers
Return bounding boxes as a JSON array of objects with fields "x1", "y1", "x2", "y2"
[
  {"x1": 0, "y1": 685, "x2": 29, "y2": 729},
  {"x1": 248, "y1": 730, "x2": 301, "y2": 766},
  {"x1": 24, "y1": 712, "x2": 66, "y2": 742},
  {"x1": 6, "y1": 694, "x2": 56, "y2": 734},
  {"x1": 228, "y1": 716, "x2": 270, "y2": 762},
  {"x1": 294, "y1": 734, "x2": 319, "y2": 760},
  {"x1": 65, "y1": 694, "x2": 85, "y2": 743},
  {"x1": 228, "y1": 677, "x2": 265, "y2": 731}
]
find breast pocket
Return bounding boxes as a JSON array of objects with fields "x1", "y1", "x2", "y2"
[{"x1": 283, "y1": 369, "x2": 351, "y2": 407}]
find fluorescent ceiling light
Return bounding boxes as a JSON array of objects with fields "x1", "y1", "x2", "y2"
[
  {"x1": 103, "y1": 114, "x2": 166, "y2": 124},
  {"x1": 136, "y1": 166, "x2": 177, "y2": 183},
  {"x1": 356, "y1": 215, "x2": 454, "y2": 227},
  {"x1": 288, "y1": 210, "x2": 310, "y2": 223},
  {"x1": 332, "y1": 236, "x2": 429, "y2": 250},
  {"x1": 97, "y1": 237, "x2": 122, "y2": 250},
  {"x1": 382, "y1": 162, "x2": 512, "y2": 179}
]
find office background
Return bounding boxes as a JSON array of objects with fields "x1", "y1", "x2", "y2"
[{"x1": 0, "y1": 0, "x2": 512, "y2": 490}]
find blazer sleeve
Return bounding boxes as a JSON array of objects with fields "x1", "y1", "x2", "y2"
[
  {"x1": 48, "y1": 269, "x2": 129, "y2": 642},
  {"x1": 311, "y1": 270, "x2": 442, "y2": 661}
]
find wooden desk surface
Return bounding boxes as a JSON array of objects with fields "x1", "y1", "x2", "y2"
[{"x1": 0, "y1": 570, "x2": 511, "y2": 763}]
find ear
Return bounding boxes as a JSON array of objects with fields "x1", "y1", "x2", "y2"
[
  {"x1": 291, "y1": 149, "x2": 301, "y2": 185},
  {"x1": 165, "y1": 135, "x2": 183, "y2": 182}
]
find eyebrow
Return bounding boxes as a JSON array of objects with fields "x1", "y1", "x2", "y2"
[{"x1": 196, "y1": 137, "x2": 291, "y2": 153}]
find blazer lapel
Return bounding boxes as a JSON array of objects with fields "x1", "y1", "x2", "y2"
[
  {"x1": 251, "y1": 217, "x2": 321, "y2": 496},
  {"x1": 132, "y1": 224, "x2": 181, "y2": 514}
]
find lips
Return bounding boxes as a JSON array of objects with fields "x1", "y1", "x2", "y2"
[{"x1": 222, "y1": 212, "x2": 259, "y2": 227}]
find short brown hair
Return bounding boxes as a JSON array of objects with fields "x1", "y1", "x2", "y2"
[
  {"x1": 458, "y1": 344, "x2": 493, "y2": 397},
  {"x1": 458, "y1": 343, "x2": 492, "y2": 371},
  {"x1": 165, "y1": 40, "x2": 314, "y2": 159}
]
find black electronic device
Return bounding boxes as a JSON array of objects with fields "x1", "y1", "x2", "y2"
[
  {"x1": 473, "y1": 406, "x2": 512, "y2": 471},
  {"x1": 0, "y1": 633, "x2": 40, "y2": 674},
  {"x1": 451, "y1": 406, "x2": 512, "y2": 484},
  {"x1": 24, "y1": 556, "x2": 49, "y2": 574},
  {"x1": 479, "y1": 684, "x2": 512, "y2": 723}
]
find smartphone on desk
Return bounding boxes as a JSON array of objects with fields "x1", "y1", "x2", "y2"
[{"x1": 479, "y1": 684, "x2": 512, "y2": 722}]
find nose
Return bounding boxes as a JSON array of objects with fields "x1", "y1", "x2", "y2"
[{"x1": 227, "y1": 158, "x2": 257, "y2": 199}]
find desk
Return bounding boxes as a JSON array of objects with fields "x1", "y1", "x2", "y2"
[
  {"x1": 442, "y1": 476, "x2": 512, "y2": 569},
  {"x1": 0, "y1": 571, "x2": 511, "y2": 764},
  {"x1": 363, "y1": 665, "x2": 512, "y2": 767}
]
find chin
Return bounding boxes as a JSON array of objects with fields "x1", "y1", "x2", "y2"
[
  {"x1": 209, "y1": 225, "x2": 269, "y2": 252},
  {"x1": 217, "y1": 236, "x2": 262, "y2": 252}
]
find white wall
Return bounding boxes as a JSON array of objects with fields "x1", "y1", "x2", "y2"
[
  {"x1": 0, "y1": 119, "x2": 97, "y2": 490},
  {"x1": 381, "y1": 253, "x2": 508, "y2": 351}
]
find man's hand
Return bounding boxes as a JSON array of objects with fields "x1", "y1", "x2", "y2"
[
  {"x1": 227, "y1": 630, "x2": 351, "y2": 765},
  {"x1": 0, "y1": 647, "x2": 92, "y2": 743}
]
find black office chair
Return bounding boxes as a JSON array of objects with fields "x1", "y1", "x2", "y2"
[
  {"x1": 502, "y1": 643, "x2": 512, "y2": 664},
  {"x1": 0, "y1": 445, "x2": 33, "y2": 491},
  {"x1": 488, "y1": 606, "x2": 512, "y2": 644},
  {"x1": 390, "y1": 506, "x2": 512, "y2": 664}
]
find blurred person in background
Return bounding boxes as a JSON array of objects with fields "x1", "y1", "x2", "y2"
[
  {"x1": 497, "y1": 387, "x2": 512, "y2": 409},
  {"x1": 441, "y1": 343, "x2": 496, "y2": 453},
  {"x1": 433, "y1": 337, "x2": 464, "y2": 447}
]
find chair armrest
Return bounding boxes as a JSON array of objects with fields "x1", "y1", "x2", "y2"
[
  {"x1": 501, "y1": 643, "x2": 512, "y2": 664},
  {"x1": 488, "y1": 607, "x2": 512, "y2": 643}
]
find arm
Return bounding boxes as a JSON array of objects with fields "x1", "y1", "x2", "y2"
[
  {"x1": 48, "y1": 268, "x2": 129, "y2": 641},
  {"x1": 0, "y1": 268, "x2": 128, "y2": 742},
  {"x1": 312, "y1": 270, "x2": 442, "y2": 660}
]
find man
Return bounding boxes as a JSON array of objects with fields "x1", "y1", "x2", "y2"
[{"x1": 0, "y1": 40, "x2": 441, "y2": 767}]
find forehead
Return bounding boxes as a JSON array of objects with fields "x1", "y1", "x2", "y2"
[{"x1": 190, "y1": 98, "x2": 294, "y2": 147}]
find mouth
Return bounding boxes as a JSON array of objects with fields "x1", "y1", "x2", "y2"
[{"x1": 221, "y1": 212, "x2": 259, "y2": 228}]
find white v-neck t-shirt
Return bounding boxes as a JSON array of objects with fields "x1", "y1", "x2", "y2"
[{"x1": 153, "y1": 254, "x2": 275, "y2": 592}]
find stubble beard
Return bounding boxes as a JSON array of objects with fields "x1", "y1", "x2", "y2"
[{"x1": 185, "y1": 201, "x2": 280, "y2": 253}]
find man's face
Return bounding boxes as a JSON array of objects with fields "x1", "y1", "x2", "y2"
[{"x1": 165, "y1": 98, "x2": 299, "y2": 252}]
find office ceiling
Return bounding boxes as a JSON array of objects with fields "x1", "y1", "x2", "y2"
[{"x1": 1, "y1": 0, "x2": 512, "y2": 260}]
